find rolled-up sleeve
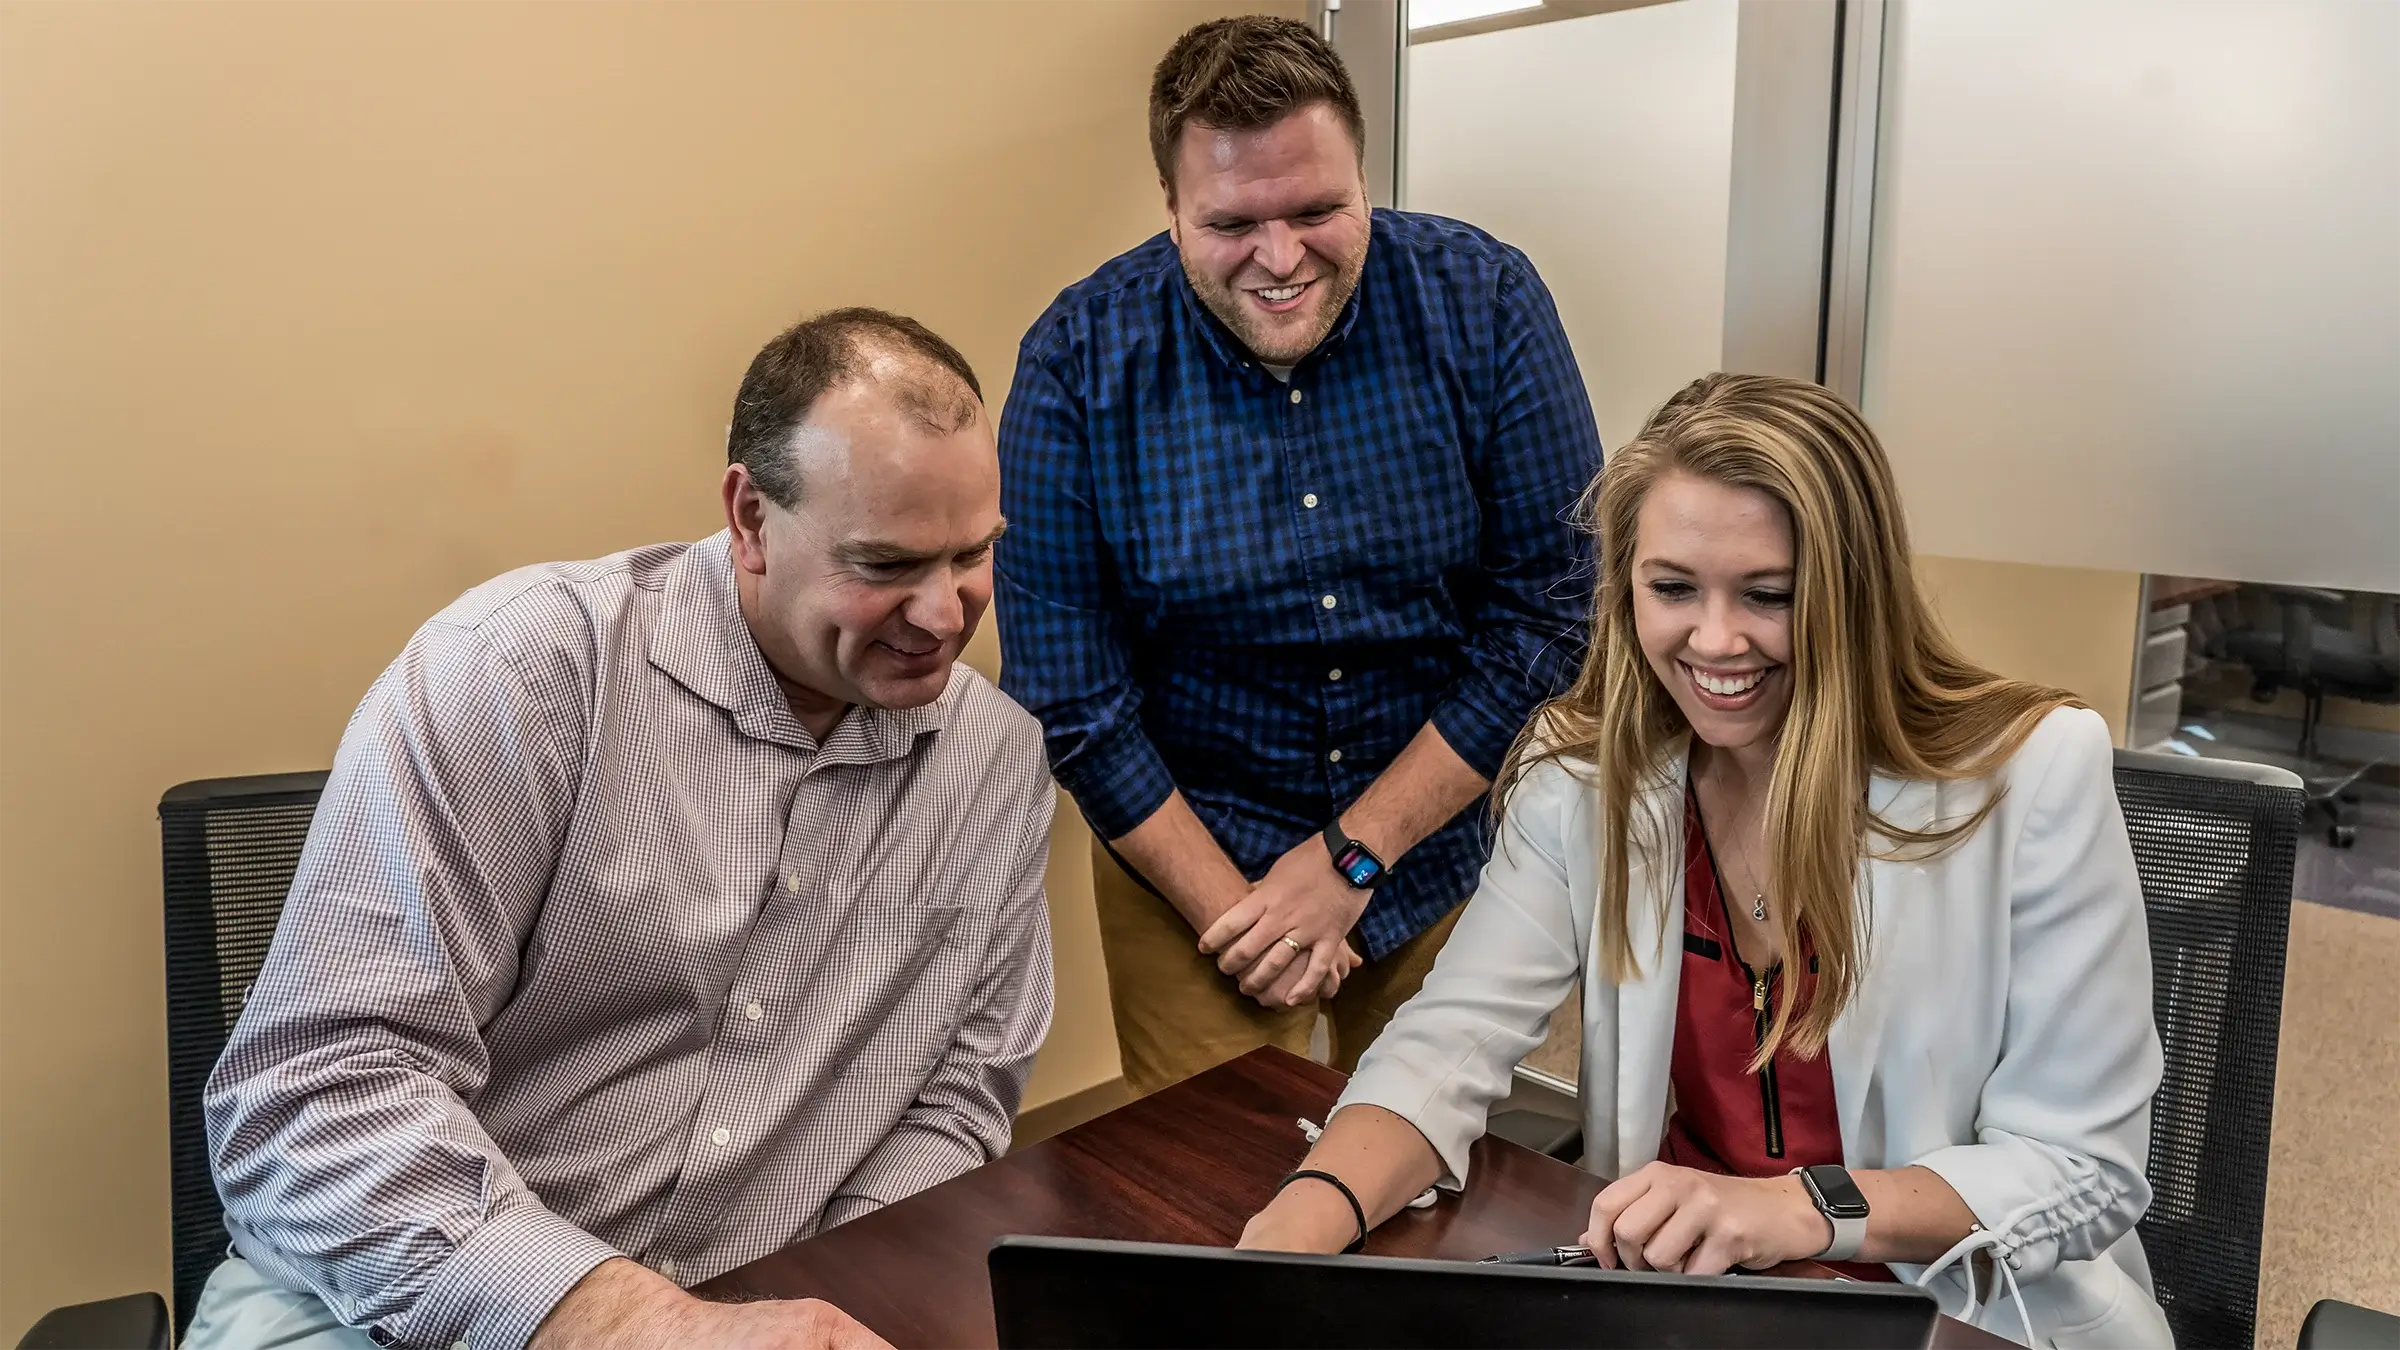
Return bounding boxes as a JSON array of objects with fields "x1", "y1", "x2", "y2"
[
  {"x1": 1428, "y1": 259, "x2": 1602, "y2": 779},
  {"x1": 1906, "y1": 710, "x2": 2163, "y2": 1284},
  {"x1": 823, "y1": 775, "x2": 1058, "y2": 1227},
  {"x1": 995, "y1": 328, "x2": 1177, "y2": 841},
  {"x1": 204, "y1": 621, "x2": 617, "y2": 1350}
]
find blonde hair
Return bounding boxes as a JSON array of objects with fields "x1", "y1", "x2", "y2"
[{"x1": 1498, "y1": 374, "x2": 2080, "y2": 1065}]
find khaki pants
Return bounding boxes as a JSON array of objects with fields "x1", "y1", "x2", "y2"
[{"x1": 1091, "y1": 841, "x2": 1464, "y2": 1097}]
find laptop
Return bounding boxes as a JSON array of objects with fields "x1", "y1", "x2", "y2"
[{"x1": 988, "y1": 1236, "x2": 1942, "y2": 1349}]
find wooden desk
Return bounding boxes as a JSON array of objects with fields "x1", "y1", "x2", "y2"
[{"x1": 702, "y1": 1048, "x2": 2009, "y2": 1349}]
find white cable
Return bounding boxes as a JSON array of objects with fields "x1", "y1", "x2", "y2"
[{"x1": 1915, "y1": 1226, "x2": 2039, "y2": 1348}]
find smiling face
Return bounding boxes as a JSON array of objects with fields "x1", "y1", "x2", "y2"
[
  {"x1": 724, "y1": 379, "x2": 1002, "y2": 733},
  {"x1": 1166, "y1": 101, "x2": 1371, "y2": 366},
  {"x1": 1631, "y1": 471, "x2": 1799, "y2": 756}
]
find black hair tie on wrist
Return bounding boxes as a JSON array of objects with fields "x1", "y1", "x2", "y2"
[{"x1": 1277, "y1": 1168, "x2": 1368, "y2": 1254}]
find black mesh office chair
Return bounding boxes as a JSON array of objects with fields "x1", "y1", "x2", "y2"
[
  {"x1": 159, "y1": 773, "x2": 328, "y2": 1338},
  {"x1": 1491, "y1": 749, "x2": 2304, "y2": 1350},
  {"x1": 18, "y1": 773, "x2": 328, "y2": 1350},
  {"x1": 2115, "y1": 748, "x2": 2302, "y2": 1350}
]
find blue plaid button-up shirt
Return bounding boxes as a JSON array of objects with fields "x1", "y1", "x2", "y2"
[{"x1": 996, "y1": 209, "x2": 1601, "y2": 959}]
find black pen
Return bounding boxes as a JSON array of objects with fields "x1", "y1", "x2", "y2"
[{"x1": 1479, "y1": 1244, "x2": 1598, "y2": 1267}]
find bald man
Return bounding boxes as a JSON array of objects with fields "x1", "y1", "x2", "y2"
[{"x1": 192, "y1": 308, "x2": 1054, "y2": 1350}]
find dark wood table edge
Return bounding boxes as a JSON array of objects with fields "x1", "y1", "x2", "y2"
[{"x1": 703, "y1": 1047, "x2": 2010, "y2": 1349}]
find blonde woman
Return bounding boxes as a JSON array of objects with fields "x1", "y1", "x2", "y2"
[{"x1": 1237, "y1": 374, "x2": 2166, "y2": 1347}]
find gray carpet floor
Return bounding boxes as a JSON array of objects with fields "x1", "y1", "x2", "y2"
[{"x1": 2255, "y1": 901, "x2": 2400, "y2": 1347}]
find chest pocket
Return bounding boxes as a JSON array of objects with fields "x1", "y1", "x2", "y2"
[
  {"x1": 1121, "y1": 412, "x2": 1294, "y2": 623},
  {"x1": 834, "y1": 899, "x2": 976, "y2": 1079}
]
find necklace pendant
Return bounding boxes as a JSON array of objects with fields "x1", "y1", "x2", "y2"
[{"x1": 1751, "y1": 894, "x2": 1767, "y2": 922}]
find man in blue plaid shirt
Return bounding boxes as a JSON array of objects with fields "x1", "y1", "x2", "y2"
[{"x1": 996, "y1": 16, "x2": 1601, "y2": 1095}]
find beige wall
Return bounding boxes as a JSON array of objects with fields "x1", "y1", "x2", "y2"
[
  {"x1": 0, "y1": 1, "x2": 1294, "y2": 1335},
  {"x1": 1916, "y1": 556, "x2": 2144, "y2": 743}
]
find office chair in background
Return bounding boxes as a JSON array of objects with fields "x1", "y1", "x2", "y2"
[{"x1": 2210, "y1": 586, "x2": 2400, "y2": 847}]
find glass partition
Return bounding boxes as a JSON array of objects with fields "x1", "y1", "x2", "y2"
[{"x1": 1862, "y1": 0, "x2": 2400, "y2": 592}]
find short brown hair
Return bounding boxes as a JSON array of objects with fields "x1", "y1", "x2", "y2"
[
  {"x1": 728, "y1": 307, "x2": 982, "y2": 508},
  {"x1": 1148, "y1": 15, "x2": 1365, "y2": 199}
]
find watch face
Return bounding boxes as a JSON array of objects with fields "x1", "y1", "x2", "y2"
[
  {"x1": 1334, "y1": 842, "x2": 1383, "y2": 887},
  {"x1": 1802, "y1": 1165, "x2": 1870, "y2": 1219}
]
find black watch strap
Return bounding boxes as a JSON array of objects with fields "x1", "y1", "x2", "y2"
[{"x1": 1324, "y1": 820, "x2": 1389, "y2": 889}]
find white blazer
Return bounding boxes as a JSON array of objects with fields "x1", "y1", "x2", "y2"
[{"x1": 1339, "y1": 707, "x2": 2170, "y2": 1348}]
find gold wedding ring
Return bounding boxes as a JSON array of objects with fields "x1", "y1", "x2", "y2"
[{"x1": 1280, "y1": 934, "x2": 1304, "y2": 954}]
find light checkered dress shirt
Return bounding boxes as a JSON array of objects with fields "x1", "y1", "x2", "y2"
[{"x1": 205, "y1": 533, "x2": 1057, "y2": 1350}]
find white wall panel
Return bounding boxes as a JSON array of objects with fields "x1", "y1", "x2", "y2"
[
  {"x1": 1865, "y1": 0, "x2": 2400, "y2": 591},
  {"x1": 1405, "y1": 0, "x2": 1740, "y2": 451}
]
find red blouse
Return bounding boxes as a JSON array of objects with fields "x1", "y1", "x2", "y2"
[{"x1": 1658, "y1": 787, "x2": 1893, "y2": 1281}]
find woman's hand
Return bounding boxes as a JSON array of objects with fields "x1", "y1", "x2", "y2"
[{"x1": 1580, "y1": 1162, "x2": 1831, "y2": 1275}]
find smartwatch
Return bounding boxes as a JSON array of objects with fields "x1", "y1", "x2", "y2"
[
  {"x1": 1323, "y1": 820, "x2": 1388, "y2": 889},
  {"x1": 1794, "y1": 1164, "x2": 1869, "y2": 1261}
]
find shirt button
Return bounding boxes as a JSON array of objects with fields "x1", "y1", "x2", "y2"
[
  {"x1": 711, "y1": 1126, "x2": 731, "y2": 1147},
  {"x1": 745, "y1": 1001, "x2": 763, "y2": 1022},
  {"x1": 785, "y1": 872, "x2": 800, "y2": 893},
  {"x1": 1302, "y1": 492, "x2": 1319, "y2": 509},
  {"x1": 1328, "y1": 668, "x2": 1343, "y2": 681},
  {"x1": 1321, "y1": 594, "x2": 1338, "y2": 610},
  {"x1": 1289, "y1": 388, "x2": 1304, "y2": 405},
  {"x1": 1328, "y1": 749, "x2": 1343, "y2": 764},
  {"x1": 657, "y1": 1257, "x2": 678, "y2": 1282}
]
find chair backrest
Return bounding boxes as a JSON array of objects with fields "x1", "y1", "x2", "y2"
[
  {"x1": 2113, "y1": 748, "x2": 2302, "y2": 1350},
  {"x1": 159, "y1": 772, "x2": 328, "y2": 1338}
]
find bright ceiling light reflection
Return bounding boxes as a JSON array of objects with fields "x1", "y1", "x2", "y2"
[{"x1": 1409, "y1": 0, "x2": 1545, "y2": 30}]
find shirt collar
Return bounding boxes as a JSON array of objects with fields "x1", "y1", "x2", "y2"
[
  {"x1": 648, "y1": 532, "x2": 947, "y2": 763},
  {"x1": 1169, "y1": 214, "x2": 1372, "y2": 379}
]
